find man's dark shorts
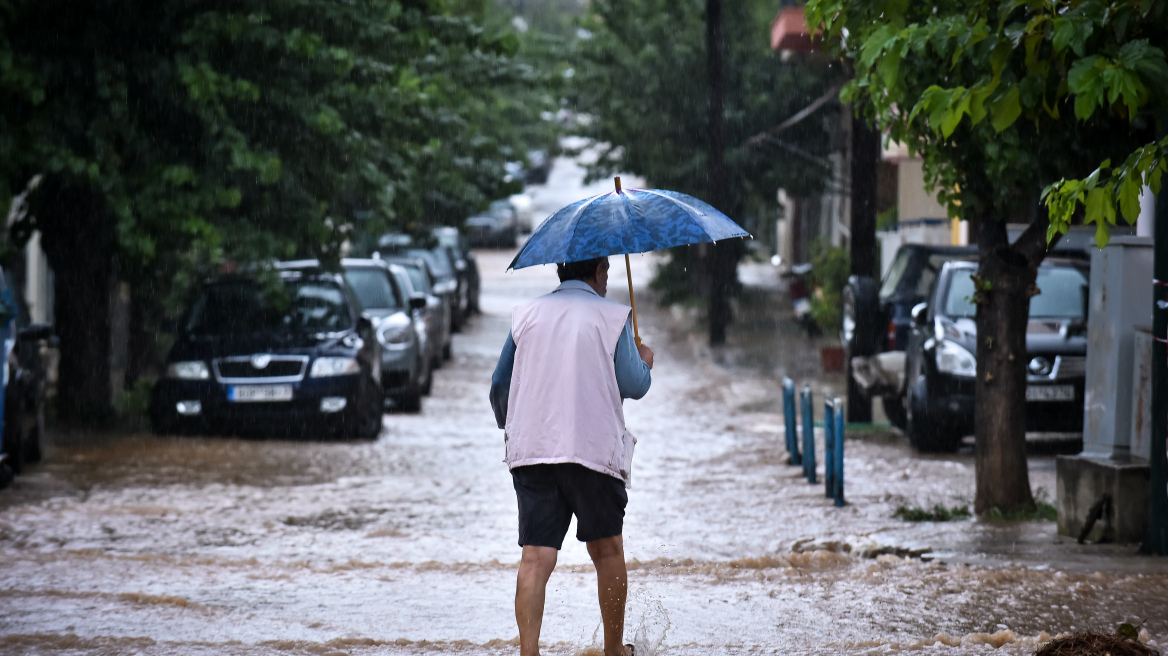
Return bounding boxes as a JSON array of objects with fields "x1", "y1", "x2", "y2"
[{"x1": 511, "y1": 463, "x2": 627, "y2": 549}]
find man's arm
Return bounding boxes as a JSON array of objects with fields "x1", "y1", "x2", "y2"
[
  {"x1": 613, "y1": 319, "x2": 651, "y2": 399},
  {"x1": 489, "y1": 331, "x2": 516, "y2": 428}
]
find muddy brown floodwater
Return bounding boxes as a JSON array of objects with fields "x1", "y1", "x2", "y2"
[{"x1": 2, "y1": 248, "x2": 1167, "y2": 656}]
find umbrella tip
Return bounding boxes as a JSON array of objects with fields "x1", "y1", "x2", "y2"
[{"x1": 614, "y1": 176, "x2": 622, "y2": 193}]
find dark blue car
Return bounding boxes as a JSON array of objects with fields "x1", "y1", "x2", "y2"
[{"x1": 150, "y1": 271, "x2": 383, "y2": 439}]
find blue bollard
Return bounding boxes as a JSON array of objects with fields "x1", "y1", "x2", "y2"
[
  {"x1": 833, "y1": 397, "x2": 845, "y2": 506},
  {"x1": 782, "y1": 377, "x2": 800, "y2": 465},
  {"x1": 824, "y1": 399, "x2": 835, "y2": 498},
  {"x1": 801, "y1": 386, "x2": 816, "y2": 484}
]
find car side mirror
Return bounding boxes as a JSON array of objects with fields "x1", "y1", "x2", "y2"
[
  {"x1": 18, "y1": 323, "x2": 52, "y2": 342},
  {"x1": 409, "y1": 294, "x2": 427, "y2": 311},
  {"x1": 911, "y1": 302, "x2": 929, "y2": 326}
]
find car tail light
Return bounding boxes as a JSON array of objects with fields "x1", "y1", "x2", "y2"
[{"x1": 886, "y1": 319, "x2": 897, "y2": 351}]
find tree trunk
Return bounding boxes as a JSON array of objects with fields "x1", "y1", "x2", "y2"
[
  {"x1": 973, "y1": 217, "x2": 1035, "y2": 515},
  {"x1": 849, "y1": 117, "x2": 879, "y2": 280},
  {"x1": 37, "y1": 182, "x2": 116, "y2": 425}
]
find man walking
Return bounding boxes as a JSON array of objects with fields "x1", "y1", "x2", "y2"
[{"x1": 490, "y1": 256, "x2": 653, "y2": 656}]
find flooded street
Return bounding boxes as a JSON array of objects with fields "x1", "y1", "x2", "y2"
[{"x1": 2, "y1": 154, "x2": 1167, "y2": 655}]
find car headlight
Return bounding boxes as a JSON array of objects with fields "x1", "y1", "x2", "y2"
[
  {"x1": 310, "y1": 357, "x2": 360, "y2": 378},
  {"x1": 166, "y1": 361, "x2": 210, "y2": 380},
  {"x1": 378, "y1": 315, "x2": 413, "y2": 347},
  {"x1": 935, "y1": 340, "x2": 976, "y2": 377}
]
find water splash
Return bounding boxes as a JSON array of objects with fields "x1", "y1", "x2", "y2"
[
  {"x1": 576, "y1": 597, "x2": 670, "y2": 656},
  {"x1": 631, "y1": 599, "x2": 670, "y2": 656}
]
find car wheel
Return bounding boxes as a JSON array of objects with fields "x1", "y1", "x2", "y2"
[
  {"x1": 420, "y1": 357, "x2": 433, "y2": 396},
  {"x1": 905, "y1": 375, "x2": 960, "y2": 453},
  {"x1": 882, "y1": 394, "x2": 907, "y2": 430},
  {"x1": 351, "y1": 391, "x2": 383, "y2": 439},
  {"x1": 397, "y1": 388, "x2": 422, "y2": 413}
]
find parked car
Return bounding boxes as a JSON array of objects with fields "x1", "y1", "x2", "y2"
[
  {"x1": 432, "y1": 226, "x2": 480, "y2": 315},
  {"x1": 509, "y1": 193, "x2": 535, "y2": 233},
  {"x1": 150, "y1": 271, "x2": 384, "y2": 438},
  {"x1": 524, "y1": 149, "x2": 552, "y2": 185},
  {"x1": 280, "y1": 259, "x2": 429, "y2": 412},
  {"x1": 843, "y1": 244, "x2": 976, "y2": 427},
  {"x1": 383, "y1": 255, "x2": 452, "y2": 366},
  {"x1": 466, "y1": 201, "x2": 519, "y2": 248},
  {"x1": 0, "y1": 265, "x2": 52, "y2": 487},
  {"x1": 377, "y1": 233, "x2": 464, "y2": 332},
  {"x1": 902, "y1": 258, "x2": 1090, "y2": 451}
]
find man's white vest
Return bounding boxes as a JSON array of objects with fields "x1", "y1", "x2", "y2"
[{"x1": 504, "y1": 282, "x2": 636, "y2": 485}]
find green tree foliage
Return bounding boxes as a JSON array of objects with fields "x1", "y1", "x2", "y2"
[
  {"x1": 807, "y1": 238, "x2": 849, "y2": 333},
  {"x1": 807, "y1": 0, "x2": 1167, "y2": 246},
  {"x1": 805, "y1": 0, "x2": 1166, "y2": 514},
  {"x1": 0, "y1": 0, "x2": 556, "y2": 418},
  {"x1": 570, "y1": 0, "x2": 846, "y2": 271}
]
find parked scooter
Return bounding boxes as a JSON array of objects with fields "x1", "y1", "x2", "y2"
[{"x1": 774, "y1": 256, "x2": 819, "y2": 337}]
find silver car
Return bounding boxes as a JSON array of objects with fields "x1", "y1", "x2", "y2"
[{"x1": 384, "y1": 256, "x2": 452, "y2": 368}]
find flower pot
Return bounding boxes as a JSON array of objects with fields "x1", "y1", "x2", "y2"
[{"x1": 820, "y1": 345, "x2": 846, "y2": 373}]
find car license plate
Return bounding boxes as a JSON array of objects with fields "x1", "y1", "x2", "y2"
[
  {"x1": 1026, "y1": 385, "x2": 1074, "y2": 402},
  {"x1": 228, "y1": 385, "x2": 293, "y2": 403}
]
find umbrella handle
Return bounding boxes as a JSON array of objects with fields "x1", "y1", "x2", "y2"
[{"x1": 625, "y1": 253, "x2": 642, "y2": 348}]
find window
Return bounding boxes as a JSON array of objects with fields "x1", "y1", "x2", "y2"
[
  {"x1": 1031, "y1": 266, "x2": 1088, "y2": 319},
  {"x1": 344, "y1": 268, "x2": 401, "y2": 311},
  {"x1": 185, "y1": 280, "x2": 352, "y2": 336}
]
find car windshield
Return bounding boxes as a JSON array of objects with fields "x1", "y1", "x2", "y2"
[
  {"x1": 184, "y1": 279, "x2": 352, "y2": 336},
  {"x1": 1030, "y1": 266, "x2": 1089, "y2": 319},
  {"x1": 344, "y1": 268, "x2": 401, "y2": 311},
  {"x1": 406, "y1": 248, "x2": 452, "y2": 279},
  {"x1": 944, "y1": 265, "x2": 1088, "y2": 320},
  {"x1": 395, "y1": 263, "x2": 430, "y2": 293},
  {"x1": 391, "y1": 270, "x2": 415, "y2": 296}
]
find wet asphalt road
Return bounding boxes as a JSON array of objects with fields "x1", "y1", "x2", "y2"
[
  {"x1": 3, "y1": 141, "x2": 1168, "y2": 655},
  {"x1": 0, "y1": 247, "x2": 1166, "y2": 656}
]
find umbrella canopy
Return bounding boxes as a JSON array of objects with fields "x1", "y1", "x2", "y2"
[{"x1": 508, "y1": 185, "x2": 749, "y2": 270}]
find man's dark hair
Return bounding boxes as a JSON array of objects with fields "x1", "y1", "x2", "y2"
[{"x1": 557, "y1": 257, "x2": 605, "y2": 283}]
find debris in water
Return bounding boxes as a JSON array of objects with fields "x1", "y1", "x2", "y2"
[{"x1": 1034, "y1": 631, "x2": 1159, "y2": 656}]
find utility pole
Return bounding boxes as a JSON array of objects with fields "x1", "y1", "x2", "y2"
[
  {"x1": 706, "y1": 0, "x2": 733, "y2": 346},
  {"x1": 1141, "y1": 183, "x2": 1168, "y2": 555},
  {"x1": 846, "y1": 115, "x2": 879, "y2": 422}
]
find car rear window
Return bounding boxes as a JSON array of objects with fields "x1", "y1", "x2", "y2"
[
  {"x1": 344, "y1": 268, "x2": 402, "y2": 311},
  {"x1": 185, "y1": 279, "x2": 352, "y2": 336}
]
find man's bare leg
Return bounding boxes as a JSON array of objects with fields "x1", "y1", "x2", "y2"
[
  {"x1": 516, "y1": 545, "x2": 558, "y2": 656},
  {"x1": 587, "y1": 535, "x2": 632, "y2": 656}
]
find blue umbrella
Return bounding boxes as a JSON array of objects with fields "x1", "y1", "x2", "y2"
[{"x1": 509, "y1": 177, "x2": 750, "y2": 345}]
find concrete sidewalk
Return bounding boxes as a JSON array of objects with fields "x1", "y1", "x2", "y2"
[{"x1": 658, "y1": 258, "x2": 1168, "y2": 575}]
